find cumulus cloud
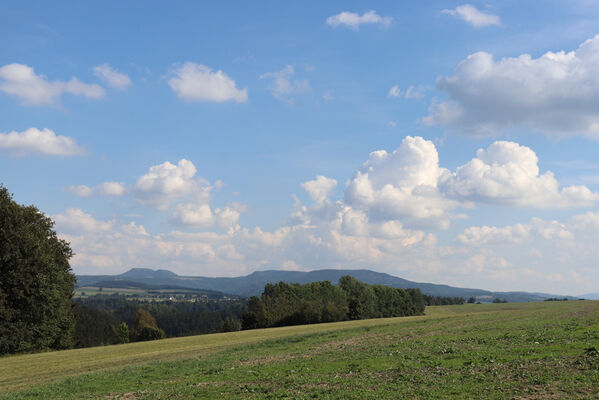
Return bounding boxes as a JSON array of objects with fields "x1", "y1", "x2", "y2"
[
  {"x1": 259, "y1": 65, "x2": 310, "y2": 104},
  {"x1": 344, "y1": 136, "x2": 457, "y2": 229},
  {"x1": 326, "y1": 10, "x2": 392, "y2": 30},
  {"x1": 133, "y1": 159, "x2": 209, "y2": 210},
  {"x1": 68, "y1": 182, "x2": 125, "y2": 197},
  {"x1": 440, "y1": 141, "x2": 599, "y2": 207},
  {"x1": 93, "y1": 64, "x2": 132, "y2": 89},
  {"x1": 441, "y1": 4, "x2": 500, "y2": 27},
  {"x1": 424, "y1": 35, "x2": 599, "y2": 138},
  {"x1": 170, "y1": 203, "x2": 241, "y2": 229},
  {"x1": 168, "y1": 62, "x2": 248, "y2": 103},
  {"x1": 457, "y1": 224, "x2": 531, "y2": 245},
  {"x1": 0, "y1": 127, "x2": 85, "y2": 156},
  {"x1": 344, "y1": 137, "x2": 598, "y2": 229},
  {"x1": 0, "y1": 63, "x2": 105, "y2": 106},
  {"x1": 301, "y1": 175, "x2": 338, "y2": 203}
]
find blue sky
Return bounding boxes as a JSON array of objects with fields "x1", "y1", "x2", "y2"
[{"x1": 2, "y1": 1, "x2": 599, "y2": 295}]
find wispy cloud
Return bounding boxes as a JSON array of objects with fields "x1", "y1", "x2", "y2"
[
  {"x1": 327, "y1": 10, "x2": 392, "y2": 30},
  {"x1": 442, "y1": 4, "x2": 500, "y2": 28},
  {"x1": 93, "y1": 64, "x2": 132, "y2": 90},
  {"x1": 260, "y1": 65, "x2": 310, "y2": 104}
]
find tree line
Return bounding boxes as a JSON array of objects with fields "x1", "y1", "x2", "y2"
[
  {"x1": 423, "y1": 295, "x2": 465, "y2": 306},
  {"x1": 241, "y1": 276, "x2": 425, "y2": 329},
  {"x1": 72, "y1": 296, "x2": 246, "y2": 348}
]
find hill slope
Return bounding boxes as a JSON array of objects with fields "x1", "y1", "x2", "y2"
[
  {"x1": 2, "y1": 301, "x2": 598, "y2": 398},
  {"x1": 76, "y1": 268, "x2": 575, "y2": 302}
]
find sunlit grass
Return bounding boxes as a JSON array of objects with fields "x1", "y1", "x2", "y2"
[{"x1": 2, "y1": 301, "x2": 598, "y2": 399}]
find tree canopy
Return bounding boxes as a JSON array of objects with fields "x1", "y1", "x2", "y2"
[
  {"x1": 0, "y1": 185, "x2": 76, "y2": 354},
  {"x1": 242, "y1": 276, "x2": 425, "y2": 330}
]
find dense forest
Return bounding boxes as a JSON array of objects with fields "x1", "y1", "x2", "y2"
[
  {"x1": 241, "y1": 276, "x2": 426, "y2": 329},
  {"x1": 72, "y1": 297, "x2": 246, "y2": 348},
  {"x1": 423, "y1": 295, "x2": 465, "y2": 306},
  {"x1": 72, "y1": 276, "x2": 436, "y2": 348}
]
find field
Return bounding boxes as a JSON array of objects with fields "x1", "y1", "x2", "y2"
[
  {"x1": 1, "y1": 301, "x2": 598, "y2": 399},
  {"x1": 74, "y1": 286, "x2": 231, "y2": 302}
]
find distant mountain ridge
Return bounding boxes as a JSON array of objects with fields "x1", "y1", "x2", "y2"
[
  {"x1": 578, "y1": 293, "x2": 599, "y2": 300},
  {"x1": 76, "y1": 268, "x2": 578, "y2": 302}
]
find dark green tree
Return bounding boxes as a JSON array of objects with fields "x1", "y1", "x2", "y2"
[
  {"x1": 221, "y1": 317, "x2": 241, "y2": 332},
  {"x1": 116, "y1": 322, "x2": 130, "y2": 344},
  {"x1": 0, "y1": 185, "x2": 76, "y2": 355},
  {"x1": 132, "y1": 308, "x2": 165, "y2": 341}
]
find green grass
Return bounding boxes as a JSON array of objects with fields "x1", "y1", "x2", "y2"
[{"x1": 2, "y1": 301, "x2": 598, "y2": 399}]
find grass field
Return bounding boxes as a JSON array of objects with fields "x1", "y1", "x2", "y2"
[{"x1": 1, "y1": 301, "x2": 598, "y2": 399}]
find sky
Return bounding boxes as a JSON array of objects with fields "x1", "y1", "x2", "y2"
[{"x1": 2, "y1": 1, "x2": 599, "y2": 295}]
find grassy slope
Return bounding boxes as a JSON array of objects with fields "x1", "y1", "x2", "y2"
[{"x1": 2, "y1": 302, "x2": 598, "y2": 399}]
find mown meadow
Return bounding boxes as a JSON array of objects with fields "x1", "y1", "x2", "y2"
[{"x1": 1, "y1": 301, "x2": 598, "y2": 399}]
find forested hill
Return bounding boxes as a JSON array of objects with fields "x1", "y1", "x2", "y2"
[{"x1": 76, "y1": 268, "x2": 577, "y2": 302}]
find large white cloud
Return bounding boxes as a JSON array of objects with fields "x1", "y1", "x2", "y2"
[
  {"x1": 93, "y1": 64, "x2": 132, "y2": 90},
  {"x1": 344, "y1": 136, "x2": 457, "y2": 229},
  {"x1": 344, "y1": 137, "x2": 598, "y2": 229},
  {"x1": 326, "y1": 10, "x2": 391, "y2": 30},
  {"x1": 0, "y1": 128, "x2": 85, "y2": 156},
  {"x1": 168, "y1": 62, "x2": 248, "y2": 103},
  {"x1": 424, "y1": 35, "x2": 599, "y2": 138},
  {"x1": 441, "y1": 4, "x2": 500, "y2": 28},
  {"x1": 0, "y1": 63, "x2": 105, "y2": 106},
  {"x1": 440, "y1": 141, "x2": 599, "y2": 207},
  {"x1": 133, "y1": 159, "x2": 208, "y2": 210}
]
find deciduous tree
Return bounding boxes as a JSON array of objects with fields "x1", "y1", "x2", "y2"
[{"x1": 0, "y1": 185, "x2": 76, "y2": 354}]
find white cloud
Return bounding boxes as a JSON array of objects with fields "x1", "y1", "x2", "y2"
[
  {"x1": 301, "y1": 175, "x2": 338, "y2": 203},
  {"x1": 387, "y1": 85, "x2": 401, "y2": 98},
  {"x1": 170, "y1": 203, "x2": 241, "y2": 229},
  {"x1": 54, "y1": 208, "x2": 114, "y2": 234},
  {"x1": 259, "y1": 65, "x2": 310, "y2": 104},
  {"x1": 440, "y1": 141, "x2": 599, "y2": 207},
  {"x1": 98, "y1": 182, "x2": 126, "y2": 196},
  {"x1": 67, "y1": 185, "x2": 93, "y2": 198},
  {"x1": 326, "y1": 10, "x2": 392, "y2": 30},
  {"x1": 133, "y1": 159, "x2": 209, "y2": 210},
  {"x1": 168, "y1": 62, "x2": 248, "y2": 103},
  {"x1": 93, "y1": 64, "x2": 132, "y2": 90},
  {"x1": 68, "y1": 182, "x2": 125, "y2": 197},
  {"x1": 404, "y1": 85, "x2": 425, "y2": 99},
  {"x1": 171, "y1": 203, "x2": 215, "y2": 227},
  {"x1": 424, "y1": 35, "x2": 599, "y2": 138},
  {"x1": 0, "y1": 127, "x2": 85, "y2": 156},
  {"x1": 457, "y1": 224, "x2": 531, "y2": 245},
  {"x1": 388, "y1": 85, "x2": 425, "y2": 99},
  {"x1": 441, "y1": 4, "x2": 500, "y2": 27},
  {"x1": 344, "y1": 137, "x2": 598, "y2": 230},
  {"x1": 0, "y1": 63, "x2": 105, "y2": 106},
  {"x1": 344, "y1": 136, "x2": 457, "y2": 229}
]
